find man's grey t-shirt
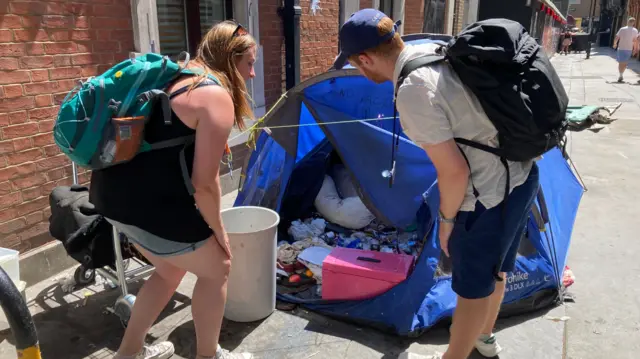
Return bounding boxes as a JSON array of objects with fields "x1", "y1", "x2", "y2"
[{"x1": 393, "y1": 43, "x2": 533, "y2": 212}]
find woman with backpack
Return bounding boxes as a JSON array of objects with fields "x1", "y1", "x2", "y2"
[{"x1": 90, "y1": 20, "x2": 257, "y2": 359}]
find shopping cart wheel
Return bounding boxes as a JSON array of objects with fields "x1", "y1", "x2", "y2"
[
  {"x1": 114, "y1": 294, "x2": 136, "y2": 328},
  {"x1": 74, "y1": 265, "x2": 95, "y2": 286}
]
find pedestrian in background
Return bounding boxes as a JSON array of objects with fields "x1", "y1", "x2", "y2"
[{"x1": 613, "y1": 17, "x2": 638, "y2": 83}]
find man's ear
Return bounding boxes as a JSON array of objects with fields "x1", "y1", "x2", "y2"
[{"x1": 358, "y1": 53, "x2": 372, "y2": 66}]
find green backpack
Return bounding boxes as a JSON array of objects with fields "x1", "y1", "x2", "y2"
[{"x1": 54, "y1": 52, "x2": 220, "y2": 171}]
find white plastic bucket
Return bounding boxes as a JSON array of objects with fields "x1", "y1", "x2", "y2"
[
  {"x1": 0, "y1": 248, "x2": 20, "y2": 286},
  {"x1": 222, "y1": 206, "x2": 280, "y2": 322}
]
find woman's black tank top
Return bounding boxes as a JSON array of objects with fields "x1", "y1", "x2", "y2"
[{"x1": 89, "y1": 80, "x2": 217, "y2": 243}]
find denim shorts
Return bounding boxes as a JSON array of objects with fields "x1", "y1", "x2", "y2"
[
  {"x1": 617, "y1": 49, "x2": 632, "y2": 63},
  {"x1": 448, "y1": 163, "x2": 540, "y2": 299},
  {"x1": 107, "y1": 218, "x2": 209, "y2": 258}
]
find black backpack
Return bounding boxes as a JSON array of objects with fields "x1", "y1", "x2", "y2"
[{"x1": 395, "y1": 18, "x2": 569, "y2": 163}]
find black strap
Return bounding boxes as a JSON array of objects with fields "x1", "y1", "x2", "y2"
[
  {"x1": 395, "y1": 54, "x2": 446, "y2": 97},
  {"x1": 179, "y1": 136, "x2": 197, "y2": 196},
  {"x1": 169, "y1": 79, "x2": 219, "y2": 100}
]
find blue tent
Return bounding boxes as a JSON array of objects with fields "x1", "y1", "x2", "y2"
[{"x1": 234, "y1": 35, "x2": 584, "y2": 337}]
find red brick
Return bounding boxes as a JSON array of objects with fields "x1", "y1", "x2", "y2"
[
  {"x1": 2, "y1": 85, "x2": 23, "y2": 98},
  {"x1": 81, "y1": 66, "x2": 99, "y2": 77},
  {"x1": 29, "y1": 106, "x2": 58, "y2": 120},
  {"x1": 53, "y1": 92, "x2": 67, "y2": 105},
  {"x1": 47, "y1": 167, "x2": 65, "y2": 181},
  {"x1": 15, "y1": 197, "x2": 48, "y2": 216},
  {"x1": 13, "y1": 137, "x2": 32, "y2": 151},
  {"x1": 57, "y1": 79, "x2": 76, "y2": 92},
  {"x1": 13, "y1": 172, "x2": 47, "y2": 189},
  {"x1": 25, "y1": 42, "x2": 44, "y2": 55},
  {"x1": 71, "y1": 53, "x2": 100, "y2": 65},
  {"x1": 0, "y1": 141, "x2": 13, "y2": 155},
  {"x1": 76, "y1": 42, "x2": 91, "y2": 53},
  {"x1": 43, "y1": 206, "x2": 51, "y2": 219},
  {"x1": 24, "y1": 82, "x2": 58, "y2": 95},
  {"x1": 2, "y1": 233, "x2": 21, "y2": 249},
  {"x1": 53, "y1": 55, "x2": 71, "y2": 67},
  {"x1": 10, "y1": 2, "x2": 47, "y2": 15},
  {"x1": 20, "y1": 16, "x2": 42, "y2": 28},
  {"x1": 0, "y1": 70, "x2": 30, "y2": 85},
  {"x1": 74, "y1": 16, "x2": 90, "y2": 29},
  {"x1": 45, "y1": 42, "x2": 77, "y2": 55},
  {"x1": 36, "y1": 154, "x2": 67, "y2": 171},
  {"x1": 43, "y1": 144, "x2": 60, "y2": 157},
  {"x1": 93, "y1": 4, "x2": 129, "y2": 16},
  {"x1": 0, "y1": 30, "x2": 12, "y2": 42},
  {"x1": 0, "y1": 163, "x2": 36, "y2": 182},
  {"x1": 25, "y1": 210, "x2": 43, "y2": 224},
  {"x1": 0, "y1": 114, "x2": 7, "y2": 126},
  {"x1": 0, "y1": 43, "x2": 25, "y2": 56},
  {"x1": 62, "y1": 3, "x2": 92, "y2": 16},
  {"x1": 8, "y1": 111, "x2": 27, "y2": 125},
  {"x1": 32, "y1": 133, "x2": 53, "y2": 147},
  {"x1": 7, "y1": 149, "x2": 43, "y2": 166},
  {"x1": 31, "y1": 70, "x2": 48, "y2": 82},
  {"x1": 0, "y1": 16, "x2": 22, "y2": 29},
  {"x1": 96, "y1": 30, "x2": 111, "y2": 41},
  {"x1": 42, "y1": 15, "x2": 72, "y2": 29},
  {"x1": 49, "y1": 67, "x2": 82, "y2": 80},
  {"x1": 71, "y1": 30, "x2": 93, "y2": 41},
  {"x1": 0, "y1": 218, "x2": 26, "y2": 235},
  {"x1": 92, "y1": 41, "x2": 120, "y2": 53},
  {"x1": 20, "y1": 56, "x2": 53, "y2": 69},
  {"x1": 0, "y1": 58, "x2": 19, "y2": 70},
  {"x1": 0, "y1": 208, "x2": 18, "y2": 226},
  {"x1": 91, "y1": 17, "x2": 130, "y2": 29},
  {"x1": 13, "y1": 29, "x2": 47, "y2": 42},
  {"x1": 35, "y1": 95, "x2": 53, "y2": 107},
  {"x1": 39, "y1": 120, "x2": 54, "y2": 132},
  {"x1": 16, "y1": 222, "x2": 49, "y2": 241},
  {"x1": 2, "y1": 122, "x2": 39, "y2": 139},
  {"x1": 0, "y1": 191, "x2": 22, "y2": 210},
  {"x1": 47, "y1": 29, "x2": 69, "y2": 41},
  {"x1": 0, "y1": 181, "x2": 11, "y2": 196},
  {"x1": 0, "y1": 97, "x2": 34, "y2": 113}
]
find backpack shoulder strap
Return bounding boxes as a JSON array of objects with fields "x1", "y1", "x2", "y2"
[{"x1": 395, "y1": 54, "x2": 445, "y2": 98}]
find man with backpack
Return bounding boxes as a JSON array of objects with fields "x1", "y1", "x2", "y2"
[{"x1": 333, "y1": 9, "x2": 567, "y2": 359}]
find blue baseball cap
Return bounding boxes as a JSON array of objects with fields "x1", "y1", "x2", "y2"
[{"x1": 333, "y1": 8, "x2": 400, "y2": 70}]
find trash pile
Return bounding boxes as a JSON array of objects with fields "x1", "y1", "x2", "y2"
[{"x1": 275, "y1": 163, "x2": 424, "y2": 300}]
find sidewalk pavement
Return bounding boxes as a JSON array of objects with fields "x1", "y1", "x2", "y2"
[
  {"x1": 0, "y1": 48, "x2": 636, "y2": 359},
  {"x1": 551, "y1": 48, "x2": 640, "y2": 359}
]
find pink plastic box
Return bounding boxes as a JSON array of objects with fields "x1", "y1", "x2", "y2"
[{"x1": 321, "y1": 247, "x2": 415, "y2": 301}]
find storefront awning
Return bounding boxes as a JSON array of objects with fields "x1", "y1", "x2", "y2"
[{"x1": 539, "y1": 0, "x2": 568, "y2": 24}]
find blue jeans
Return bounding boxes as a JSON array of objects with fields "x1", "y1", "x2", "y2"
[
  {"x1": 448, "y1": 163, "x2": 540, "y2": 299},
  {"x1": 617, "y1": 49, "x2": 632, "y2": 63}
]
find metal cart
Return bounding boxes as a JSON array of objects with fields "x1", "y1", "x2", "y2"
[{"x1": 71, "y1": 163, "x2": 155, "y2": 327}]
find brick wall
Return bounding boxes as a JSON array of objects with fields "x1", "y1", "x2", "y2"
[
  {"x1": 300, "y1": 0, "x2": 339, "y2": 81},
  {"x1": 405, "y1": 0, "x2": 425, "y2": 34},
  {"x1": 0, "y1": 0, "x2": 133, "y2": 252},
  {"x1": 360, "y1": 0, "x2": 373, "y2": 9},
  {"x1": 258, "y1": 0, "x2": 285, "y2": 109}
]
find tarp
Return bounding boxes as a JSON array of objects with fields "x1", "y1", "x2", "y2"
[{"x1": 234, "y1": 34, "x2": 583, "y2": 336}]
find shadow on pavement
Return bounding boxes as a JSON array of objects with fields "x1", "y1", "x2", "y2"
[
  {"x1": 272, "y1": 299, "x2": 558, "y2": 359},
  {"x1": 0, "y1": 279, "x2": 190, "y2": 359}
]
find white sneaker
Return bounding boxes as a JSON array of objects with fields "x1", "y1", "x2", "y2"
[
  {"x1": 475, "y1": 333, "x2": 503, "y2": 357},
  {"x1": 132, "y1": 341, "x2": 175, "y2": 359},
  {"x1": 397, "y1": 352, "x2": 443, "y2": 359},
  {"x1": 215, "y1": 346, "x2": 253, "y2": 359}
]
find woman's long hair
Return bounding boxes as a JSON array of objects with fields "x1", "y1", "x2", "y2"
[{"x1": 189, "y1": 20, "x2": 256, "y2": 130}]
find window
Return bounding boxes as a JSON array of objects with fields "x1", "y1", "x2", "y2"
[
  {"x1": 155, "y1": 0, "x2": 231, "y2": 57},
  {"x1": 379, "y1": 0, "x2": 393, "y2": 16},
  {"x1": 156, "y1": 0, "x2": 189, "y2": 56},
  {"x1": 423, "y1": 0, "x2": 447, "y2": 33}
]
